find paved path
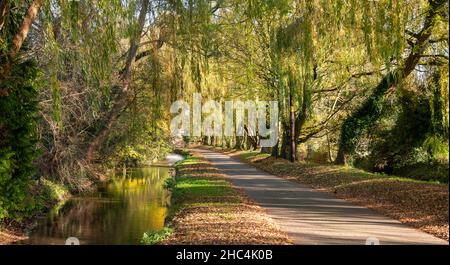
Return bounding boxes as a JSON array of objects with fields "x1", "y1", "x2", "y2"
[{"x1": 195, "y1": 148, "x2": 448, "y2": 245}]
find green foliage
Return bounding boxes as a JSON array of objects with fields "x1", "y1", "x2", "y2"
[
  {"x1": 17, "y1": 177, "x2": 70, "y2": 220},
  {"x1": 0, "y1": 60, "x2": 40, "y2": 220},
  {"x1": 141, "y1": 227, "x2": 173, "y2": 245},
  {"x1": 39, "y1": 178, "x2": 69, "y2": 203},
  {"x1": 163, "y1": 177, "x2": 176, "y2": 191},
  {"x1": 0, "y1": 0, "x2": 448, "y2": 227},
  {"x1": 338, "y1": 73, "x2": 396, "y2": 160},
  {"x1": 422, "y1": 136, "x2": 449, "y2": 161},
  {"x1": 393, "y1": 161, "x2": 448, "y2": 183},
  {"x1": 354, "y1": 76, "x2": 449, "y2": 182},
  {"x1": 110, "y1": 136, "x2": 172, "y2": 167},
  {"x1": 116, "y1": 145, "x2": 147, "y2": 167}
]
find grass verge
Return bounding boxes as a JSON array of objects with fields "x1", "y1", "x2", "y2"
[
  {"x1": 157, "y1": 150, "x2": 290, "y2": 245},
  {"x1": 213, "y1": 147, "x2": 449, "y2": 242}
]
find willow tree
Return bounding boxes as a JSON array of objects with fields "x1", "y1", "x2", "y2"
[
  {"x1": 1, "y1": 0, "x2": 176, "y2": 188},
  {"x1": 273, "y1": 1, "x2": 316, "y2": 161},
  {"x1": 23, "y1": 0, "x2": 151, "y2": 186},
  {"x1": 270, "y1": 0, "x2": 373, "y2": 161},
  {"x1": 203, "y1": 0, "x2": 298, "y2": 156},
  {"x1": 83, "y1": 0, "x2": 151, "y2": 163},
  {"x1": 168, "y1": 0, "x2": 448, "y2": 166},
  {"x1": 334, "y1": 0, "x2": 448, "y2": 164}
]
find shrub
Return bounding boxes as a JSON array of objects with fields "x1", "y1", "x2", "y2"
[
  {"x1": 0, "y1": 60, "x2": 40, "y2": 220},
  {"x1": 141, "y1": 227, "x2": 173, "y2": 245}
]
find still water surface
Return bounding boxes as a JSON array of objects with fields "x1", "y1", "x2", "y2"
[{"x1": 24, "y1": 154, "x2": 182, "y2": 245}]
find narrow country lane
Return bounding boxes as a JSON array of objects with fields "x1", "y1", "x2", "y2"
[{"x1": 195, "y1": 148, "x2": 448, "y2": 245}]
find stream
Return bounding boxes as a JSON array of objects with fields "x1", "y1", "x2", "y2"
[{"x1": 21, "y1": 153, "x2": 183, "y2": 245}]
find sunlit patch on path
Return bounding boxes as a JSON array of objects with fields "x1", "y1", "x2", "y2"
[{"x1": 197, "y1": 148, "x2": 448, "y2": 245}]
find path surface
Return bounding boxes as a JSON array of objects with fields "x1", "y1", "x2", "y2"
[{"x1": 195, "y1": 148, "x2": 448, "y2": 245}]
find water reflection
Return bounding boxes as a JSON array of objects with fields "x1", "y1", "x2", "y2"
[{"x1": 24, "y1": 167, "x2": 171, "y2": 245}]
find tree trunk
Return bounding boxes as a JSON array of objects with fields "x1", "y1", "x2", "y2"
[
  {"x1": 280, "y1": 122, "x2": 292, "y2": 160},
  {"x1": 224, "y1": 137, "x2": 230, "y2": 149},
  {"x1": 234, "y1": 136, "x2": 242, "y2": 149},
  {"x1": 335, "y1": 147, "x2": 347, "y2": 165},
  {"x1": 289, "y1": 78, "x2": 296, "y2": 162},
  {"x1": 1, "y1": 0, "x2": 43, "y2": 95},
  {"x1": 271, "y1": 142, "x2": 279, "y2": 157},
  {"x1": 261, "y1": 146, "x2": 271, "y2": 154},
  {"x1": 244, "y1": 125, "x2": 258, "y2": 150},
  {"x1": 9, "y1": 0, "x2": 42, "y2": 59},
  {"x1": 335, "y1": 0, "x2": 446, "y2": 165},
  {"x1": 85, "y1": 0, "x2": 149, "y2": 162},
  {"x1": 326, "y1": 131, "x2": 333, "y2": 163},
  {"x1": 0, "y1": 0, "x2": 10, "y2": 33}
]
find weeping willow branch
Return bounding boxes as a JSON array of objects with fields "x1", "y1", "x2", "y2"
[
  {"x1": 85, "y1": 0, "x2": 150, "y2": 163},
  {"x1": 313, "y1": 71, "x2": 379, "y2": 94},
  {"x1": 335, "y1": 0, "x2": 448, "y2": 165}
]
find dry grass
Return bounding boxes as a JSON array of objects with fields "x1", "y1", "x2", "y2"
[
  {"x1": 162, "y1": 150, "x2": 291, "y2": 245},
  {"x1": 217, "y1": 148, "x2": 449, "y2": 242}
]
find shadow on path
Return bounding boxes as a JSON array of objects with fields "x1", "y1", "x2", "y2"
[{"x1": 195, "y1": 148, "x2": 448, "y2": 245}]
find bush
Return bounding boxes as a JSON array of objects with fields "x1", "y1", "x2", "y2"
[
  {"x1": 305, "y1": 143, "x2": 330, "y2": 163},
  {"x1": 40, "y1": 178, "x2": 69, "y2": 202},
  {"x1": 19, "y1": 178, "x2": 67, "y2": 219},
  {"x1": 393, "y1": 161, "x2": 449, "y2": 183},
  {"x1": 141, "y1": 227, "x2": 173, "y2": 245},
  {"x1": 163, "y1": 177, "x2": 176, "y2": 191},
  {"x1": 116, "y1": 145, "x2": 146, "y2": 167},
  {"x1": 0, "y1": 60, "x2": 40, "y2": 220}
]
